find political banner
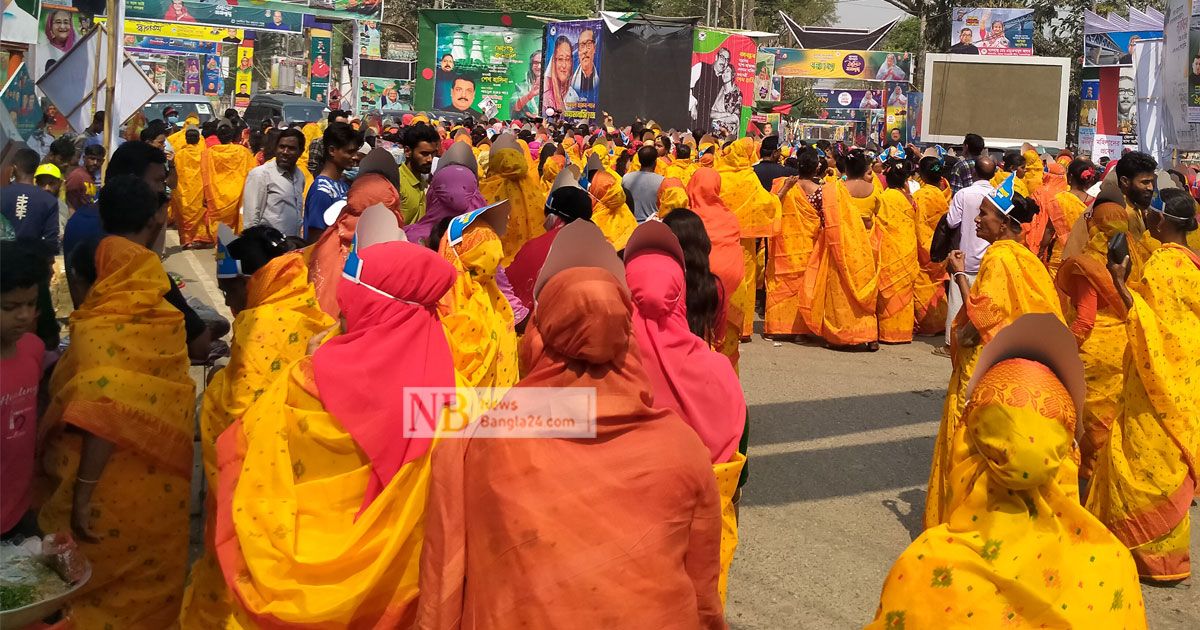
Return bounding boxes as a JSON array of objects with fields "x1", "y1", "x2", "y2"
[
  {"x1": 1, "y1": 0, "x2": 40, "y2": 45},
  {"x1": 767, "y1": 48, "x2": 912, "y2": 82},
  {"x1": 690, "y1": 28, "x2": 755, "y2": 135},
  {"x1": 183, "y1": 56, "x2": 201, "y2": 94},
  {"x1": 1084, "y1": 30, "x2": 1162, "y2": 67},
  {"x1": 100, "y1": 18, "x2": 243, "y2": 44},
  {"x1": 1118, "y1": 66, "x2": 1138, "y2": 149},
  {"x1": 543, "y1": 20, "x2": 602, "y2": 122},
  {"x1": 909, "y1": 91, "x2": 923, "y2": 142},
  {"x1": 201, "y1": 53, "x2": 222, "y2": 97},
  {"x1": 1079, "y1": 79, "x2": 1100, "y2": 130},
  {"x1": 1190, "y1": 9, "x2": 1200, "y2": 123},
  {"x1": 125, "y1": 1, "x2": 303, "y2": 34},
  {"x1": 125, "y1": 34, "x2": 218, "y2": 56},
  {"x1": 739, "y1": 108, "x2": 780, "y2": 138},
  {"x1": 327, "y1": 0, "x2": 382, "y2": 21},
  {"x1": 361, "y1": 21, "x2": 382, "y2": 59},
  {"x1": 433, "y1": 23, "x2": 542, "y2": 120},
  {"x1": 754, "y1": 52, "x2": 778, "y2": 102},
  {"x1": 35, "y1": 4, "x2": 90, "y2": 79},
  {"x1": 884, "y1": 83, "x2": 909, "y2": 145},
  {"x1": 309, "y1": 28, "x2": 332, "y2": 104},
  {"x1": 813, "y1": 89, "x2": 884, "y2": 110},
  {"x1": 1, "y1": 63, "x2": 41, "y2": 139},
  {"x1": 949, "y1": 7, "x2": 1034, "y2": 56},
  {"x1": 360, "y1": 77, "x2": 413, "y2": 111},
  {"x1": 234, "y1": 42, "x2": 254, "y2": 108}
]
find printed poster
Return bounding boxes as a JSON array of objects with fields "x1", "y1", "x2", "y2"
[
  {"x1": 1, "y1": 0, "x2": 41, "y2": 45},
  {"x1": 125, "y1": 0, "x2": 303, "y2": 34},
  {"x1": 738, "y1": 108, "x2": 780, "y2": 138},
  {"x1": 360, "y1": 77, "x2": 413, "y2": 111},
  {"x1": 1118, "y1": 66, "x2": 1138, "y2": 149},
  {"x1": 543, "y1": 20, "x2": 602, "y2": 122},
  {"x1": 361, "y1": 21, "x2": 382, "y2": 59},
  {"x1": 1190, "y1": 9, "x2": 1200, "y2": 122},
  {"x1": 201, "y1": 53, "x2": 222, "y2": 97},
  {"x1": 434, "y1": 23, "x2": 542, "y2": 120},
  {"x1": 183, "y1": 56, "x2": 202, "y2": 94},
  {"x1": 767, "y1": 48, "x2": 912, "y2": 82},
  {"x1": 1, "y1": 63, "x2": 41, "y2": 139},
  {"x1": 234, "y1": 42, "x2": 254, "y2": 108},
  {"x1": 309, "y1": 28, "x2": 332, "y2": 104},
  {"x1": 34, "y1": 4, "x2": 90, "y2": 79},
  {"x1": 124, "y1": 34, "x2": 218, "y2": 56},
  {"x1": 99, "y1": 18, "x2": 243, "y2": 44},
  {"x1": 884, "y1": 83, "x2": 909, "y2": 145},
  {"x1": 813, "y1": 89, "x2": 884, "y2": 110},
  {"x1": 950, "y1": 7, "x2": 1034, "y2": 56},
  {"x1": 691, "y1": 29, "x2": 756, "y2": 136},
  {"x1": 754, "y1": 52, "x2": 778, "y2": 102},
  {"x1": 1084, "y1": 30, "x2": 1163, "y2": 67},
  {"x1": 1079, "y1": 79, "x2": 1100, "y2": 131}
]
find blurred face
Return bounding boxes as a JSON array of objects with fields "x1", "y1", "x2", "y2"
[
  {"x1": 655, "y1": 138, "x2": 666, "y2": 156},
  {"x1": 1, "y1": 286, "x2": 39, "y2": 346},
  {"x1": 890, "y1": 129, "x2": 901, "y2": 142},
  {"x1": 144, "y1": 162, "x2": 168, "y2": 193},
  {"x1": 148, "y1": 133, "x2": 167, "y2": 149},
  {"x1": 554, "y1": 41, "x2": 572, "y2": 83},
  {"x1": 578, "y1": 31, "x2": 596, "y2": 73},
  {"x1": 409, "y1": 140, "x2": 436, "y2": 174},
  {"x1": 975, "y1": 199, "x2": 1012, "y2": 242},
  {"x1": 276, "y1": 136, "x2": 302, "y2": 170},
  {"x1": 273, "y1": 11, "x2": 284, "y2": 25},
  {"x1": 991, "y1": 22, "x2": 1004, "y2": 37},
  {"x1": 83, "y1": 153, "x2": 104, "y2": 174},
  {"x1": 327, "y1": 141, "x2": 358, "y2": 170},
  {"x1": 1118, "y1": 78, "x2": 1135, "y2": 114},
  {"x1": 885, "y1": 53, "x2": 895, "y2": 66},
  {"x1": 451, "y1": 78, "x2": 475, "y2": 111}
]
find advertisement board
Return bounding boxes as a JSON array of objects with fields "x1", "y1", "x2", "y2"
[
  {"x1": 739, "y1": 108, "x2": 780, "y2": 138},
  {"x1": 884, "y1": 83, "x2": 910, "y2": 145},
  {"x1": 690, "y1": 29, "x2": 756, "y2": 135},
  {"x1": 105, "y1": 18, "x2": 243, "y2": 44},
  {"x1": 813, "y1": 89, "x2": 884, "y2": 110},
  {"x1": 309, "y1": 29, "x2": 332, "y2": 104},
  {"x1": 360, "y1": 77, "x2": 414, "y2": 111},
  {"x1": 543, "y1": 20, "x2": 602, "y2": 121},
  {"x1": 125, "y1": 35, "x2": 218, "y2": 56},
  {"x1": 2, "y1": 0, "x2": 41, "y2": 45},
  {"x1": 362, "y1": 21, "x2": 382, "y2": 59},
  {"x1": 35, "y1": 4, "x2": 91, "y2": 79},
  {"x1": 949, "y1": 7, "x2": 1034, "y2": 56},
  {"x1": 234, "y1": 42, "x2": 254, "y2": 108},
  {"x1": 1190, "y1": 8, "x2": 1200, "y2": 122},
  {"x1": 433, "y1": 23, "x2": 542, "y2": 119},
  {"x1": 1, "y1": 64, "x2": 41, "y2": 139},
  {"x1": 1084, "y1": 30, "x2": 1162, "y2": 67},
  {"x1": 754, "y1": 51, "x2": 778, "y2": 102},
  {"x1": 125, "y1": 1, "x2": 303, "y2": 34},
  {"x1": 201, "y1": 53, "x2": 222, "y2": 97},
  {"x1": 184, "y1": 56, "x2": 201, "y2": 94},
  {"x1": 767, "y1": 48, "x2": 912, "y2": 82}
]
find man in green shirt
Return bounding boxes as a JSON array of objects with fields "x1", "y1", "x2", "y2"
[{"x1": 399, "y1": 123, "x2": 440, "y2": 224}]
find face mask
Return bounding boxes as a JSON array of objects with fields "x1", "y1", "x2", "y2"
[
  {"x1": 343, "y1": 167, "x2": 359, "y2": 180},
  {"x1": 167, "y1": 116, "x2": 179, "y2": 125}
]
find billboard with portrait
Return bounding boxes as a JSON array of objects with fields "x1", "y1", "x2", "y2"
[
  {"x1": 360, "y1": 77, "x2": 414, "y2": 111},
  {"x1": 691, "y1": 29, "x2": 756, "y2": 135},
  {"x1": 201, "y1": 53, "x2": 222, "y2": 97},
  {"x1": 309, "y1": 29, "x2": 332, "y2": 104},
  {"x1": 766, "y1": 48, "x2": 912, "y2": 82},
  {"x1": 124, "y1": 34, "x2": 218, "y2": 56},
  {"x1": 754, "y1": 51, "x2": 778, "y2": 102},
  {"x1": 2, "y1": 0, "x2": 41, "y2": 45},
  {"x1": 35, "y1": 4, "x2": 91, "y2": 79},
  {"x1": 949, "y1": 7, "x2": 1034, "y2": 56},
  {"x1": 542, "y1": 20, "x2": 602, "y2": 122},
  {"x1": 234, "y1": 43, "x2": 254, "y2": 108},
  {"x1": 1084, "y1": 30, "x2": 1162, "y2": 67},
  {"x1": 813, "y1": 89, "x2": 884, "y2": 110},
  {"x1": 125, "y1": 1, "x2": 303, "y2": 34},
  {"x1": 433, "y1": 23, "x2": 542, "y2": 120},
  {"x1": 100, "y1": 18, "x2": 244, "y2": 44},
  {"x1": 183, "y1": 56, "x2": 201, "y2": 95},
  {"x1": 1, "y1": 64, "x2": 41, "y2": 139}
]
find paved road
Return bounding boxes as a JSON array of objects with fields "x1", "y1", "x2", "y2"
[
  {"x1": 162, "y1": 242, "x2": 1197, "y2": 629},
  {"x1": 726, "y1": 334, "x2": 1198, "y2": 629}
]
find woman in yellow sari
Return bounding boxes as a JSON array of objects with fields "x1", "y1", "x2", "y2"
[
  {"x1": 665, "y1": 144, "x2": 698, "y2": 185},
  {"x1": 1055, "y1": 202, "x2": 1129, "y2": 482},
  {"x1": 437, "y1": 202, "x2": 519, "y2": 391},
  {"x1": 1023, "y1": 145, "x2": 1045, "y2": 195},
  {"x1": 926, "y1": 175, "x2": 1064, "y2": 529},
  {"x1": 912, "y1": 157, "x2": 949, "y2": 336},
  {"x1": 173, "y1": 129, "x2": 211, "y2": 248},
  {"x1": 764, "y1": 149, "x2": 821, "y2": 338},
  {"x1": 214, "y1": 234, "x2": 460, "y2": 628},
  {"x1": 201, "y1": 126, "x2": 257, "y2": 232},
  {"x1": 588, "y1": 167, "x2": 636, "y2": 251},
  {"x1": 42, "y1": 179, "x2": 195, "y2": 628},
  {"x1": 179, "y1": 226, "x2": 334, "y2": 629},
  {"x1": 1031, "y1": 159, "x2": 1094, "y2": 276},
  {"x1": 870, "y1": 316, "x2": 1146, "y2": 629},
  {"x1": 875, "y1": 161, "x2": 919, "y2": 344},
  {"x1": 1086, "y1": 188, "x2": 1200, "y2": 582},
  {"x1": 480, "y1": 133, "x2": 546, "y2": 264},
  {"x1": 718, "y1": 137, "x2": 781, "y2": 340},
  {"x1": 800, "y1": 150, "x2": 879, "y2": 350}
]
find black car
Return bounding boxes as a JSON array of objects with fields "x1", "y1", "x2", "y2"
[{"x1": 242, "y1": 91, "x2": 330, "y2": 129}]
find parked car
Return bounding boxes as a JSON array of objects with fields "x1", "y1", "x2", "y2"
[
  {"x1": 142, "y1": 94, "x2": 216, "y2": 124},
  {"x1": 242, "y1": 91, "x2": 330, "y2": 129}
]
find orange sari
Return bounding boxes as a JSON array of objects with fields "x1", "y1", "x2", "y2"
[
  {"x1": 173, "y1": 142, "x2": 210, "y2": 246},
  {"x1": 912, "y1": 183, "x2": 948, "y2": 335},
  {"x1": 875, "y1": 188, "x2": 919, "y2": 343},
  {"x1": 764, "y1": 180, "x2": 821, "y2": 336},
  {"x1": 201, "y1": 143, "x2": 256, "y2": 232},
  {"x1": 687, "y1": 168, "x2": 745, "y2": 371},
  {"x1": 718, "y1": 138, "x2": 781, "y2": 339},
  {"x1": 589, "y1": 169, "x2": 636, "y2": 251}
]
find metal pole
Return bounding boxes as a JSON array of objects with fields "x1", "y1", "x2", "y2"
[{"x1": 350, "y1": 20, "x2": 360, "y2": 116}]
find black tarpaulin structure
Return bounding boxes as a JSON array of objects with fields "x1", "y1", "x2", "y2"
[
  {"x1": 778, "y1": 12, "x2": 898, "y2": 50},
  {"x1": 595, "y1": 13, "x2": 700, "y2": 131}
]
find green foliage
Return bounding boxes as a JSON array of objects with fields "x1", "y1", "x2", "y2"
[{"x1": 880, "y1": 15, "x2": 921, "y2": 55}]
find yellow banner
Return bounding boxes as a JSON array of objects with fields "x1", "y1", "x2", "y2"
[
  {"x1": 235, "y1": 42, "x2": 254, "y2": 108},
  {"x1": 96, "y1": 18, "x2": 244, "y2": 44}
]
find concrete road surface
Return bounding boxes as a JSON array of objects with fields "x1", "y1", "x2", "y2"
[{"x1": 726, "y1": 335, "x2": 1198, "y2": 629}]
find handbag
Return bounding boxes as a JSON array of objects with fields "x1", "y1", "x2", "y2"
[{"x1": 929, "y1": 213, "x2": 959, "y2": 263}]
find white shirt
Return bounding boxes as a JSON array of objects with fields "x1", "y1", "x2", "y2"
[
  {"x1": 946, "y1": 178, "x2": 994, "y2": 273},
  {"x1": 242, "y1": 161, "x2": 307, "y2": 237}
]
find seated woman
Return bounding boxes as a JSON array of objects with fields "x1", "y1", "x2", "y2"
[
  {"x1": 623, "y1": 221, "x2": 747, "y2": 606},
  {"x1": 179, "y1": 224, "x2": 334, "y2": 628},
  {"x1": 925, "y1": 175, "x2": 1064, "y2": 530},
  {"x1": 869, "y1": 315, "x2": 1147, "y2": 629},
  {"x1": 1086, "y1": 187, "x2": 1200, "y2": 582},
  {"x1": 213, "y1": 206, "x2": 459, "y2": 627},
  {"x1": 418, "y1": 221, "x2": 725, "y2": 629}
]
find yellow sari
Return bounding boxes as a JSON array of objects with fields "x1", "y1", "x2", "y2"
[
  {"x1": 715, "y1": 452, "x2": 746, "y2": 607},
  {"x1": 666, "y1": 160, "x2": 698, "y2": 185},
  {"x1": 40, "y1": 237, "x2": 195, "y2": 629},
  {"x1": 1086, "y1": 244, "x2": 1200, "y2": 581},
  {"x1": 588, "y1": 169, "x2": 636, "y2": 251},
  {"x1": 925, "y1": 240, "x2": 1064, "y2": 529},
  {"x1": 540, "y1": 154, "x2": 565, "y2": 192},
  {"x1": 718, "y1": 138, "x2": 781, "y2": 339},
  {"x1": 1040, "y1": 190, "x2": 1087, "y2": 276},
  {"x1": 1023, "y1": 149, "x2": 1044, "y2": 195},
  {"x1": 875, "y1": 188, "x2": 919, "y2": 343},
  {"x1": 871, "y1": 359, "x2": 1146, "y2": 629},
  {"x1": 800, "y1": 180, "x2": 879, "y2": 346},
  {"x1": 438, "y1": 224, "x2": 519, "y2": 391},
  {"x1": 480, "y1": 146, "x2": 547, "y2": 265},
  {"x1": 179, "y1": 253, "x2": 334, "y2": 630},
  {"x1": 173, "y1": 142, "x2": 210, "y2": 246},
  {"x1": 912, "y1": 183, "x2": 948, "y2": 336},
  {"x1": 764, "y1": 181, "x2": 821, "y2": 336},
  {"x1": 201, "y1": 143, "x2": 256, "y2": 232}
]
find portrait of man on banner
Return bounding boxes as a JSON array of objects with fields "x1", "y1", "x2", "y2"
[{"x1": 691, "y1": 46, "x2": 741, "y2": 134}]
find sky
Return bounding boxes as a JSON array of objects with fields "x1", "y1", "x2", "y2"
[{"x1": 833, "y1": 1, "x2": 908, "y2": 30}]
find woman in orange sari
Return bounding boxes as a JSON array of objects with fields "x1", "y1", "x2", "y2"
[
  {"x1": 1055, "y1": 202, "x2": 1129, "y2": 482},
  {"x1": 173, "y1": 129, "x2": 211, "y2": 248},
  {"x1": 912, "y1": 156, "x2": 949, "y2": 336},
  {"x1": 418, "y1": 221, "x2": 724, "y2": 629},
  {"x1": 718, "y1": 137, "x2": 781, "y2": 340},
  {"x1": 875, "y1": 160, "x2": 919, "y2": 343},
  {"x1": 1086, "y1": 188, "x2": 1200, "y2": 582},
  {"x1": 200, "y1": 126, "x2": 256, "y2": 232},
  {"x1": 41, "y1": 178, "x2": 195, "y2": 628},
  {"x1": 925, "y1": 175, "x2": 1064, "y2": 529},
  {"x1": 686, "y1": 168, "x2": 745, "y2": 369},
  {"x1": 764, "y1": 148, "x2": 821, "y2": 338},
  {"x1": 1031, "y1": 159, "x2": 1095, "y2": 276},
  {"x1": 540, "y1": 148, "x2": 565, "y2": 191},
  {"x1": 870, "y1": 316, "x2": 1146, "y2": 629},
  {"x1": 214, "y1": 230, "x2": 459, "y2": 627},
  {"x1": 480, "y1": 133, "x2": 546, "y2": 264},
  {"x1": 179, "y1": 226, "x2": 334, "y2": 629},
  {"x1": 588, "y1": 167, "x2": 635, "y2": 251}
]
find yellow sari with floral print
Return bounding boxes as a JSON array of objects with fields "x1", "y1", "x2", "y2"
[
  {"x1": 480, "y1": 147, "x2": 547, "y2": 264},
  {"x1": 912, "y1": 183, "x2": 948, "y2": 336},
  {"x1": 1086, "y1": 244, "x2": 1200, "y2": 581},
  {"x1": 764, "y1": 180, "x2": 821, "y2": 336},
  {"x1": 588, "y1": 169, "x2": 636, "y2": 251},
  {"x1": 870, "y1": 359, "x2": 1146, "y2": 630},
  {"x1": 719, "y1": 138, "x2": 781, "y2": 339},
  {"x1": 179, "y1": 253, "x2": 334, "y2": 629},
  {"x1": 40, "y1": 236, "x2": 195, "y2": 629}
]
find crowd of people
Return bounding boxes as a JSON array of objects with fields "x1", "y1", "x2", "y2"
[{"x1": 1, "y1": 104, "x2": 1198, "y2": 628}]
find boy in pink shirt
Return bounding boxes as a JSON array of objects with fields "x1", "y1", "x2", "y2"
[{"x1": 1, "y1": 240, "x2": 49, "y2": 538}]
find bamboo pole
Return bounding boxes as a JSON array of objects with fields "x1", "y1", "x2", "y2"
[{"x1": 100, "y1": 0, "x2": 119, "y2": 168}]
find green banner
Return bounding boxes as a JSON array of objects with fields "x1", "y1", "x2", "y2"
[{"x1": 309, "y1": 29, "x2": 332, "y2": 104}]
